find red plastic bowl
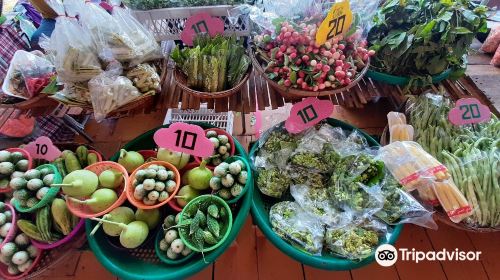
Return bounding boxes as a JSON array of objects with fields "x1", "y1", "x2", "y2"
[
  {"x1": 0, "y1": 203, "x2": 17, "y2": 247},
  {"x1": 0, "y1": 148, "x2": 33, "y2": 193},
  {"x1": 31, "y1": 218, "x2": 85, "y2": 249},
  {"x1": 194, "y1": 128, "x2": 235, "y2": 169}
]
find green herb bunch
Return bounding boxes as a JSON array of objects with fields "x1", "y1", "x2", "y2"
[{"x1": 368, "y1": 0, "x2": 488, "y2": 83}]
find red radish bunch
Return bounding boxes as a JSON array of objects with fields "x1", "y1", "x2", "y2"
[{"x1": 254, "y1": 20, "x2": 374, "y2": 92}]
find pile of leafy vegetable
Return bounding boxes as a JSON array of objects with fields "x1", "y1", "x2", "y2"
[
  {"x1": 252, "y1": 123, "x2": 433, "y2": 259},
  {"x1": 123, "y1": 0, "x2": 253, "y2": 11},
  {"x1": 368, "y1": 0, "x2": 488, "y2": 82},
  {"x1": 171, "y1": 35, "x2": 251, "y2": 92},
  {"x1": 408, "y1": 94, "x2": 500, "y2": 228}
]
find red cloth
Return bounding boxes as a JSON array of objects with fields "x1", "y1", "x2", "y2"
[{"x1": 0, "y1": 115, "x2": 35, "y2": 138}]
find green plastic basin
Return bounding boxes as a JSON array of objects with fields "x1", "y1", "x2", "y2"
[
  {"x1": 86, "y1": 123, "x2": 253, "y2": 280},
  {"x1": 366, "y1": 68, "x2": 452, "y2": 86},
  {"x1": 249, "y1": 118, "x2": 403, "y2": 270}
]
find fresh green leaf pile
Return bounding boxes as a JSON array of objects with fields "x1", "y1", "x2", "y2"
[
  {"x1": 368, "y1": 0, "x2": 488, "y2": 82},
  {"x1": 123, "y1": 0, "x2": 252, "y2": 11},
  {"x1": 408, "y1": 94, "x2": 500, "y2": 228},
  {"x1": 171, "y1": 35, "x2": 250, "y2": 92}
]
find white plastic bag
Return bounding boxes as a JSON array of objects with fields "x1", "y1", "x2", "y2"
[{"x1": 46, "y1": 0, "x2": 102, "y2": 82}]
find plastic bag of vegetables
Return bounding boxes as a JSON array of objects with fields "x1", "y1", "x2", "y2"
[
  {"x1": 109, "y1": 0, "x2": 161, "y2": 66},
  {"x1": 5, "y1": 50, "x2": 55, "y2": 99},
  {"x1": 45, "y1": 0, "x2": 102, "y2": 82},
  {"x1": 375, "y1": 173, "x2": 436, "y2": 229},
  {"x1": 73, "y1": 0, "x2": 137, "y2": 62},
  {"x1": 269, "y1": 201, "x2": 325, "y2": 255},
  {"x1": 290, "y1": 184, "x2": 352, "y2": 226},
  {"x1": 379, "y1": 141, "x2": 473, "y2": 223},
  {"x1": 324, "y1": 218, "x2": 388, "y2": 260},
  {"x1": 88, "y1": 63, "x2": 141, "y2": 122}
]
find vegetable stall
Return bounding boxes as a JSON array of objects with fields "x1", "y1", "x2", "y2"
[{"x1": 0, "y1": 0, "x2": 499, "y2": 278}]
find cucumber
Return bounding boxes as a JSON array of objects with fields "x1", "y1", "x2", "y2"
[
  {"x1": 36, "y1": 206, "x2": 52, "y2": 241},
  {"x1": 51, "y1": 198, "x2": 72, "y2": 235},
  {"x1": 63, "y1": 152, "x2": 81, "y2": 172},
  {"x1": 87, "y1": 153, "x2": 98, "y2": 165},
  {"x1": 16, "y1": 220, "x2": 44, "y2": 242},
  {"x1": 76, "y1": 146, "x2": 88, "y2": 167},
  {"x1": 53, "y1": 158, "x2": 67, "y2": 178}
]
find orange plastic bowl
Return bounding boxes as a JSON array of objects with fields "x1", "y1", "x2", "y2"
[
  {"x1": 0, "y1": 148, "x2": 33, "y2": 193},
  {"x1": 66, "y1": 161, "x2": 129, "y2": 218},
  {"x1": 126, "y1": 161, "x2": 181, "y2": 210},
  {"x1": 194, "y1": 128, "x2": 235, "y2": 168}
]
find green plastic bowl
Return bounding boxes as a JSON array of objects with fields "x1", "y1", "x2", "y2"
[
  {"x1": 14, "y1": 164, "x2": 62, "y2": 213},
  {"x1": 86, "y1": 122, "x2": 253, "y2": 280},
  {"x1": 154, "y1": 228, "x2": 195, "y2": 265},
  {"x1": 249, "y1": 118, "x2": 403, "y2": 270},
  {"x1": 179, "y1": 195, "x2": 233, "y2": 252},
  {"x1": 366, "y1": 68, "x2": 452, "y2": 86},
  {"x1": 219, "y1": 156, "x2": 251, "y2": 204}
]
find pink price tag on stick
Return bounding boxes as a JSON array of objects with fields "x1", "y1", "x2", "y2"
[
  {"x1": 154, "y1": 123, "x2": 214, "y2": 158},
  {"x1": 285, "y1": 97, "x2": 334, "y2": 134},
  {"x1": 448, "y1": 98, "x2": 491, "y2": 126},
  {"x1": 181, "y1": 13, "x2": 224, "y2": 46},
  {"x1": 24, "y1": 136, "x2": 62, "y2": 161}
]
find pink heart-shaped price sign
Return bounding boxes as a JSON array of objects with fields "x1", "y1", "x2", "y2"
[
  {"x1": 181, "y1": 12, "x2": 224, "y2": 46},
  {"x1": 448, "y1": 98, "x2": 491, "y2": 126},
  {"x1": 24, "y1": 136, "x2": 62, "y2": 161},
  {"x1": 285, "y1": 97, "x2": 334, "y2": 134},
  {"x1": 154, "y1": 123, "x2": 214, "y2": 158}
]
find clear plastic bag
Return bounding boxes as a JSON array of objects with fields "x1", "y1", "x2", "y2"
[
  {"x1": 5, "y1": 50, "x2": 55, "y2": 99},
  {"x1": 74, "y1": 0, "x2": 137, "y2": 62},
  {"x1": 269, "y1": 201, "x2": 325, "y2": 255},
  {"x1": 375, "y1": 173, "x2": 437, "y2": 229},
  {"x1": 109, "y1": 1, "x2": 161, "y2": 66},
  {"x1": 325, "y1": 218, "x2": 388, "y2": 260},
  {"x1": 290, "y1": 184, "x2": 352, "y2": 226},
  {"x1": 125, "y1": 63, "x2": 161, "y2": 94},
  {"x1": 46, "y1": 0, "x2": 102, "y2": 83},
  {"x1": 88, "y1": 63, "x2": 141, "y2": 122},
  {"x1": 379, "y1": 141, "x2": 473, "y2": 223}
]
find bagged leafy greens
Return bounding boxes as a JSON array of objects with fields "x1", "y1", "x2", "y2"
[{"x1": 269, "y1": 201, "x2": 325, "y2": 255}]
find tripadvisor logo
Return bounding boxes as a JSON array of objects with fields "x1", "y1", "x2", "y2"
[{"x1": 375, "y1": 244, "x2": 481, "y2": 266}]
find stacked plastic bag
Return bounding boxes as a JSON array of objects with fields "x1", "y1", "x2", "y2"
[{"x1": 44, "y1": 0, "x2": 162, "y2": 121}]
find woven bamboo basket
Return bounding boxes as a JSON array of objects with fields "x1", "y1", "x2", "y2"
[
  {"x1": 250, "y1": 47, "x2": 369, "y2": 99},
  {"x1": 0, "y1": 93, "x2": 59, "y2": 111},
  {"x1": 173, "y1": 64, "x2": 252, "y2": 99}
]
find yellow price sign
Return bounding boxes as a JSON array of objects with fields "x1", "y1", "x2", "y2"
[{"x1": 316, "y1": 0, "x2": 353, "y2": 45}]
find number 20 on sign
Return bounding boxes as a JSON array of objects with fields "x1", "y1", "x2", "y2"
[
  {"x1": 448, "y1": 98, "x2": 491, "y2": 126},
  {"x1": 316, "y1": 0, "x2": 353, "y2": 45}
]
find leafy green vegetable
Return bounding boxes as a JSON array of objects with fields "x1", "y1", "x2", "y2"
[{"x1": 368, "y1": 0, "x2": 487, "y2": 83}]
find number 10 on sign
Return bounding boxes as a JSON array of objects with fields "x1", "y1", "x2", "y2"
[{"x1": 285, "y1": 97, "x2": 334, "y2": 134}]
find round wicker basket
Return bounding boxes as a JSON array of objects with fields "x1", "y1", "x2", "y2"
[
  {"x1": 250, "y1": 47, "x2": 369, "y2": 99},
  {"x1": 173, "y1": 65, "x2": 252, "y2": 99}
]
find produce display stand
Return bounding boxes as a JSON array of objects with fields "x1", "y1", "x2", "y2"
[{"x1": 85, "y1": 123, "x2": 253, "y2": 280}]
